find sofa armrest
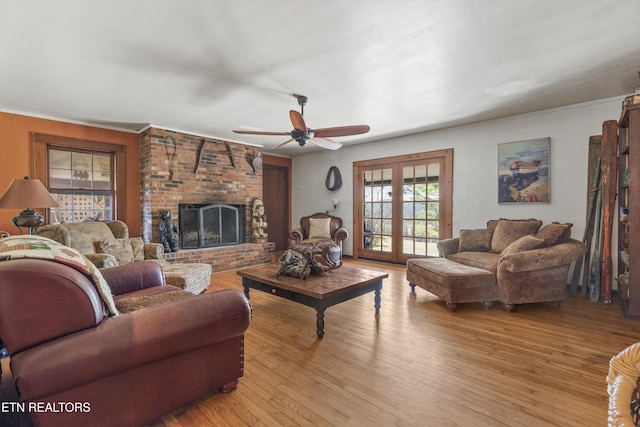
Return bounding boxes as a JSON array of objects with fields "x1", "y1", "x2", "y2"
[
  {"x1": 290, "y1": 228, "x2": 305, "y2": 244},
  {"x1": 332, "y1": 227, "x2": 349, "y2": 244},
  {"x1": 100, "y1": 261, "x2": 165, "y2": 295},
  {"x1": 498, "y1": 238, "x2": 587, "y2": 274},
  {"x1": 0, "y1": 259, "x2": 106, "y2": 354},
  {"x1": 10, "y1": 288, "x2": 252, "y2": 401},
  {"x1": 437, "y1": 237, "x2": 460, "y2": 257},
  {"x1": 143, "y1": 242, "x2": 165, "y2": 260},
  {"x1": 85, "y1": 253, "x2": 117, "y2": 268}
]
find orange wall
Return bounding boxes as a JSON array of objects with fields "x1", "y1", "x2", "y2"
[{"x1": 0, "y1": 112, "x2": 141, "y2": 235}]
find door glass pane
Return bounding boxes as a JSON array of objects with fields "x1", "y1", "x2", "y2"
[
  {"x1": 403, "y1": 220, "x2": 414, "y2": 236},
  {"x1": 364, "y1": 186, "x2": 372, "y2": 202},
  {"x1": 402, "y1": 162, "x2": 439, "y2": 257},
  {"x1": 362, "y1": 167, "x2": 392, "y2": 253},
  {"x1": 383, "y1": 185, "x2": 392, "y2": 201},
  {"x1": 403, "y1": 202, "x2": 413, "y2": 219},
  {"x1": 382, "y1": 202, "x2": 392, "y2": 218}
]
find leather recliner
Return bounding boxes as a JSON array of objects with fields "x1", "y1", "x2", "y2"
[{"x1": 0, "y1": 259, "x2": 251, "y2": 427}]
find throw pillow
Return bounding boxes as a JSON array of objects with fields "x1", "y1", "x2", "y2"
[
  {"x1": 536, "y1": 222, "x2": 573, "y2": 246},
  {"x1": 129, "y1": 237, "x2": 145, "y2": 262},
  {"x1": 490, "y1": 218, "x2": 543, "y2": 253},
  {"x1": 308, "y1": 218, "x2": 332, "y2": 239},
  {"x1": 458, "y1": 229, "x2": 492, "y2": 252},
  {"x1": 95, "y1": 238, "x2": 134, "y2": 265},
  {"x1": 501, "y1": 235, "x2": 546, "y2": 256}
]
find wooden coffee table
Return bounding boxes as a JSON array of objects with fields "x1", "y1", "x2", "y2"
[{"x1": 237, "y1": 264, "x2": 388, "y2": 338}]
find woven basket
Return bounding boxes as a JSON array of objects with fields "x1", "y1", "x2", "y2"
[{"x1": 607, "y1": 343, "x2": 640, "y2": 426}]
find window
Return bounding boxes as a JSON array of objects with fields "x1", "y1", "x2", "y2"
[
  {"x1": 48, "y1": 149, "x2": 114, "y2": 223},
  {"x1": 33, "y1": 133, "x2": 126, "y2": 223}
]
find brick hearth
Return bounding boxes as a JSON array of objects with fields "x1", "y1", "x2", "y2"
[
  {"x1": 163, "y1": 242, "x2": 276, "y2": 272},
  {"x1": 139, "y1": 127, "x2": 273, "y2": 271}
]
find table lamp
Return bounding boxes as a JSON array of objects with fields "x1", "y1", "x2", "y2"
[{"x1": 0, "y1": 176, "x2": 59, "y2": 235}]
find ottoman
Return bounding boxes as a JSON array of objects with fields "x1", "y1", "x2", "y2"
[
  {"x1": 406, "y1": 258, "x2": 497, "y2": 312},
  {"x1": 162, "y1": 262, "x2": 212, "y2": 294}
]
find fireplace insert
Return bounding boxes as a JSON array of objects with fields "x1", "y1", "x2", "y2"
[{"x1": 179, "y1": 203, "x2": 245, "y2": 249}]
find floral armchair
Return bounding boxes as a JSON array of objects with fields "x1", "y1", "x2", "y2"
[
  {"x1": 37, "y1": 221, "x2": 212, "y2": 294},
  {"x1": 38, "y1": 220, "x2": 163, "y2": 268}
]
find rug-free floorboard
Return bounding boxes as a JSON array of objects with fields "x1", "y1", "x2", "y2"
[{"x1": 2, "y1": 259, "x2": 639, "y2": 426}]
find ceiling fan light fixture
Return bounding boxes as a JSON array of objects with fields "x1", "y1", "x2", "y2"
[{"x1": 231, "y1": 95, "x2": 368, "y2": 151}]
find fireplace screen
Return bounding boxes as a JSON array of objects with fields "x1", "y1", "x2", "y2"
[{"x1": 179, "y1": 204, "x2": 244, "y2": 249}]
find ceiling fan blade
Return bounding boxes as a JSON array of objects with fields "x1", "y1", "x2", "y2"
[
  {"x1": 233, "y1": 130, "x2": 292, "y2": 136},
  {"x1": 313, "y1": 125, "x2": 370, "y2": 138},
  {"x1": 273, "y1": 138, "x2": 295, "y2": 150},
  {"x1": 308, "y1": 137, "x2": 342, "y2": 150},
  {"x1": 289, "y1": 110, "x2": 307, "y2": 132}
]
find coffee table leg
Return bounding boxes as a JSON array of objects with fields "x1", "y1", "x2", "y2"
[
  {"x1": 374, "y1": 283, "x2": 382, "y2": 313},
  {"x1": 316, "y1": 309, "x2": 325, "y2": 339},
  {"x1": 242, "y1": 279, "x2": 251, "y2": 300}
]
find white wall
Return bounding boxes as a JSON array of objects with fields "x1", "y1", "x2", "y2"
[{"x1": 291, "y1": 96, "x2": 625, "y2": 257}]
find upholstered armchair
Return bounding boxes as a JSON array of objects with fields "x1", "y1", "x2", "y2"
[
  {"x1": 290, "y1": 212, "x2": 349, "y2": 247},
  {"x1": 37, "y1": 220, "x2": 212, "y2": 294},
  {"x1": 289, "y1": 212, "x2": 349, "y2": 265},
  {"x1": 0, "y1": 248, "x2": 251, "y2": 427}
]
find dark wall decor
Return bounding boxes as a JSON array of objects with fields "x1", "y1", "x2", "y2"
[{"x1": 325, "y1": 166, "x2": 342, "y2": 191}]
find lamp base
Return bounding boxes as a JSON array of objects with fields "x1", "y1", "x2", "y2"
[{"x1": 12, "y1": 209, "x2": 44, "y2": 235}]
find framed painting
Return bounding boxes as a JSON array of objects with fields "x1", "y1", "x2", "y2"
[{"x1": 498, "y1": 137, "x2": 550, "y2": 203}]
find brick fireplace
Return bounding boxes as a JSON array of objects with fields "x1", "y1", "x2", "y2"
[{"x1": 139, "y1": 127, "x2": 275, "y2": 271}]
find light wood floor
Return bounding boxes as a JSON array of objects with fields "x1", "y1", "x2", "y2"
[{"x1": 3, "y1": 259, "x2": 640, "y2": 426}]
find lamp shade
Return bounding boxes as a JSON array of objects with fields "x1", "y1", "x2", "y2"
[{"x1": 0, "y1": 177, "x2": 59, "y2": 209}]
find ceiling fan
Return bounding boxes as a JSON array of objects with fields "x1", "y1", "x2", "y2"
[{"x1": 233, "y1": 94, "x2": 370, "y2": 150}]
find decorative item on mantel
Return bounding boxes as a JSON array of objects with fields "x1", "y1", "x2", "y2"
[
  {"x1": 250, "y1": 151, "x2": 262, "y2": 174},
  {"x1": 0, "y1": 176, "x2": 59, "y2": 235},
  {"x1": 251, "y1": 198, "x2": 268, "y2": 243},
  {"x1": 159, "y1": 210, "x2": 179, "y2": 253},
  {"x1": 164, "y1": 135, "x2": 177, "y2": 181},
  {"x1": 194, "y1": 138, "x2": 236, "y2": 173}
]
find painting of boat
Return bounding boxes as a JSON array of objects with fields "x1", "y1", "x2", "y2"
[
  {"x1": 498, "y1": 138, "x2": 550, "y2": 203},
  {"x1": 509, "y1": 160, "x2": 542, "y2": 175}
]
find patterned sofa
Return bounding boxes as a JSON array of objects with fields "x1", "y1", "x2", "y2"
[
  {"x1": 37, "y1": 221, "x2": 212, "y2": 294},
  {"x1": 407, "y1": 219, "x2": 587, "y2": 312}
]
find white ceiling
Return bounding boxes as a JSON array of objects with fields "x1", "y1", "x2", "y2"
[{"x1": 2, "y1": 0, "x2": 640, "y2": 157}]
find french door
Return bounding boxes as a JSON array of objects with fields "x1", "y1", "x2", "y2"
[{"x1": 353, "y1": 149, "x2": 452, "y2": 263}]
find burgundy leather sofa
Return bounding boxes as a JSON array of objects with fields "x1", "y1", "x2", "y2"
[{"x1": 0, "y1": 259, "x2": 251, "y2": 427}]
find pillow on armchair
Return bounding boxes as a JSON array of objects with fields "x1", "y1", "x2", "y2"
[
  {"x1": 129, "y1": 237, "x2": 145, "y2": 262},
  {"x1": 95, "y1": 238, "x2": 134, "y2": 265},
  {"x1": 308, "y1": 218, "x2": 332, "y2": 239}
]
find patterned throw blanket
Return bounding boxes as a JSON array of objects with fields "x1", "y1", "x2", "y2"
[{"x1": 0, "y1": 235, "x2": 119, "y2": 316}]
